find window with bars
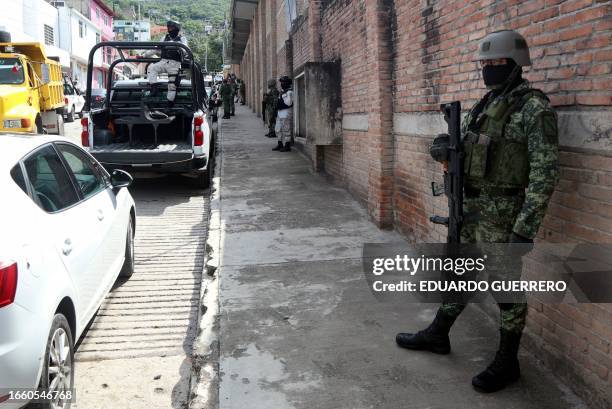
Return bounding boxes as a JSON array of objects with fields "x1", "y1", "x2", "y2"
[{"x1": 44, "y1": 25, "x2": 54, "y2": 45}]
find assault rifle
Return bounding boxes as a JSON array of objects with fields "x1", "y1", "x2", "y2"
[{"x1": 430, "y1": 101, "x2": 464, "y2": 244}]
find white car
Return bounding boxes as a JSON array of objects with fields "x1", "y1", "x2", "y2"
[
  {"x1": 62, "y1": 82, "x2": 85, "y2": 123},
  {"x1": 0, "y1": 134, "x2": 136, "y2": 409}
]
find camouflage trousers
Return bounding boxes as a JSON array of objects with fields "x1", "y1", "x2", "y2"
[
  {"x1": 439, "y1": 192, "x2": 528, "y2": 334},
  {"x1": 223, "y1": 99, "x2": 231, "y2": 117},
  {"x1": 266, "y1": 108, "x2": 277, "y2": 134}
]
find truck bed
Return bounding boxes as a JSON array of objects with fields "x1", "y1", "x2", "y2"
[{"x1": 90, "y1": 142, "x2": 193, "y2": 165}]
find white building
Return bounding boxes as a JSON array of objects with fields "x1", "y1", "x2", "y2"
[
  {"x1": 1, "y1": 0, "x2": 71, "y2": 67},
  {"x1": 58, "y1": 6, "x2": 102, "y2": 90}
]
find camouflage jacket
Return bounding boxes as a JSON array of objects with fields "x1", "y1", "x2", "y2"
[
  {"x1": 461, "y1": 80, "x2": 560, "y2": 238},
  {"x1": 219, "y1": 83, "x2": 233, "y2": 99},
  {"x1": 263, "y1": 87, "x2": 279, "y2": 111}
]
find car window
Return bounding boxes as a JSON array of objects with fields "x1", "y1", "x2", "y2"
[
  {"x1": 10, "y1": 164, "x2": 28, "y2": 194},
  {"x1": 56, "y1": 144, "x2": 108, "y2": 199},
  {"x1": 23, "y1": 145, "x2": 79, "y2": 212}
]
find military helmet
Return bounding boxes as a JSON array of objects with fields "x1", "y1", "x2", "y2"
[
  {"x1": 477, "y1": 30, "x2": 531, "y2": 66},
  {"x1": 167, "y1": 20, "x2": 181, "y2": 31},
  {"x1": 267, "y1": 79, "x2": 276, "y2": 87}
]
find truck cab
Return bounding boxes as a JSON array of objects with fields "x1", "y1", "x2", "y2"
[
  {"x1": 82, "y1": 41, "x2": 215, "y2": 188},
  {"x1": 0, "y1": 36, "x2": 65, "y2": 135}
]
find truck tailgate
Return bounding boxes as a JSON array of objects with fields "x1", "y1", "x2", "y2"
[{"x1": 90, "y1": 142, "x2": 193, "y2": 165}]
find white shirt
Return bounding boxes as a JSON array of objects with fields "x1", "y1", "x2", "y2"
[{"x1": 277, "y1": 89, "x2": 293, "y2": 119}]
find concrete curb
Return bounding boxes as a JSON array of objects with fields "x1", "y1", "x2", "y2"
[{"x1": 189, "y1": 122, "x2": 224, "y2": 409}]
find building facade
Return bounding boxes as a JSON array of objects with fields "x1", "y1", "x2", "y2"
[
  {"x1": 58, "y1": 5, "x2": 102, "y2": 90},
  {"x1": 1, "y1": 0, "x2": 71, "y2": 67},
  {"x1": 88, "y1": 0, "x2": 115, "y2": 87},
  {"x1": 230, "y1": 0, "x2": 612, "y2": 407}
]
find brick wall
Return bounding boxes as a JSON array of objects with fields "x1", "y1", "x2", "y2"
[
  {"x1": 389, "y1": 1, "x2": 611, "y2": 406},
  {"x1": 234, "y1": 0, "x2": 612, "y2": 405}
]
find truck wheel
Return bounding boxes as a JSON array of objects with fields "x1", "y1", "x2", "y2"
[
  {"x1": 65, "y1": 106, "x2": 75, "y2": 123},
  {"x1": 35, "y1": 116, "x2": 44, "y2": 134},
  {"x1": 195, "y1": 170, "x2": 211, "y2": 189}
]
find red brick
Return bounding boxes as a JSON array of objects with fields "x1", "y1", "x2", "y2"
[
  {"x1": 558, "y1": 25, "x2": 593, "y2": 41},
  {"x1": 576, "y1": 93, "x2": 612, "y2": 105},
  {"x1": 560, "y1": 0, "x2": 594, "y2": 14}
]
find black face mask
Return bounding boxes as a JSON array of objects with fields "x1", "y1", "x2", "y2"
[
  {"x1": 168, "y1": 28, "x2": 179, "y2": 38},
  {"x1": 482, "y1": 62, "x2": 516, "y2": 88}
]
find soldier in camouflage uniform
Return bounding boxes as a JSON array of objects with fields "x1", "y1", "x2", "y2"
[
  {"x1": 219, "y1": 79, "x2": 233, "y2": 119},
  {"x1": 396, "y1": 30, "x2": 559, "y2": 393},
  {"x1": 263, "y1": 79, "x2": 279, "y2": 138}
]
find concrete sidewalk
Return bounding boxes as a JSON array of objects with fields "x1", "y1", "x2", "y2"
[{"x1": 208, "y1": 105, "x2": 584, "y2": 409}]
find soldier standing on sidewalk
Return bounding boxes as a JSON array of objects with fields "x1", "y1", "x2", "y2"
[
  {"x1": 396, "y1": 30, "x2": 559, "y2": 393},
  {"x1": 229, "y1": 78, "x2": 237, "y2": 116},
  {"x1": 219, "y1": 79, "x2": 233, "y2": 119},
  {"x1": 272, "y1": 76, "x2": 294, "y2": 152},
  {"x1": 263, "y1": 79, "x2": 279, "y2": 138},
  {"x1": 239, "y1": 78, "x2": 246, "y2": 105}
]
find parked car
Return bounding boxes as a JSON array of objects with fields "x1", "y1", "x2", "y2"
[
  {"x1": 89, "y1": 88, "x2": 106, "y2": 110},
  {"x1": 0, "y1": 134, "x2": 135, "y2": 409},
  {"x1": 62, "y1": 81, "x2": 85, "y2": 123},
  {"x1": 83, "y1": 41, "x2": 215, "y2": 188}
]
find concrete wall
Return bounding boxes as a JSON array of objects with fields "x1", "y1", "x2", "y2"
[{"x1": 234, "y1": 0, "x2": 612, "y2": 406}]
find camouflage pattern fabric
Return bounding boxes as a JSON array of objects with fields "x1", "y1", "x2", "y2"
[
  {"x1": 263, "y1": 85, "x2": 279, "y2": 133},
  {"x1": 219, "y1": 83, "x2": 233, "y2": 116},
  {"x1": 439, "y1": 80, "x2": 559, "y2": 334}
]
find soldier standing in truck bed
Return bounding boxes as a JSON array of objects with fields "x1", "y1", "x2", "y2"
[{"x1": 396, "y1": 30, "x2": 559, "y2": 393}]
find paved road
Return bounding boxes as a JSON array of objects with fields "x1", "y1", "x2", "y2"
[{"x1": 62, "y1": 125, "x2": 210, "y2": 409}]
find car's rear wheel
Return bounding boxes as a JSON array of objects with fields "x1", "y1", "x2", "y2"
[
  {"x1": 119, "y1": 215, "x2": 135, "y2": 278},
  {"x1": 37, "y1": 314, "x2": 74, "y2": 409},
  {"x1": 195, "y1": 169, "x2": 211, "y2": 189},
  {"x1": 65, "y1": 106, "x2": 75, "y2": 123}
]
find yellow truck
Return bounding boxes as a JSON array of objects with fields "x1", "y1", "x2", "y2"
[{"x1": 0, "y1": 34, "x2": 65, "y2": 135}]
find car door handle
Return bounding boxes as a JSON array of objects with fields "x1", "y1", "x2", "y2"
[
  {"x1": 97, "y1": 209, "x2": 105, "y2": 221},
  {"x1": 62, "y1": 239, "x2": 72, "y2": 256}
]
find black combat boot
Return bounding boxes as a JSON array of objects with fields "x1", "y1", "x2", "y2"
[
  {"x1": 395, "y1": 309, "x2": 455, "y2": 354},
  {"x1": 267, "y1": 132, "x2": 277, "y2": 138},
  {"x1": 280, "y1": 142, "x2": 291, "y2": 152},
  {"x1": 272, "y1": 141, "x2": 283, "y2": 151},
  {"x1": 472, "y1": 329, "x2": 521, "y2": 393}
]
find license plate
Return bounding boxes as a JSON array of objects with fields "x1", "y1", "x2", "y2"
[{"x1": 3, "y1": 120, "x2": 21, "y2": 128}]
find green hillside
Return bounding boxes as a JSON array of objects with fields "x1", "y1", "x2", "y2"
[{"x1": 104, "y1": 0, "x2": 230, "y2": 72}]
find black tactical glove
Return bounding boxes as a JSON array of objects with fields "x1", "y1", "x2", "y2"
[{"x1": 430, "y1": 133, "x2": 450, "y2": 163}]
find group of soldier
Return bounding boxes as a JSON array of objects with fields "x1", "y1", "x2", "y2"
[{"x1": 216, "y1": 75, "x2": 246, "y2": 119}]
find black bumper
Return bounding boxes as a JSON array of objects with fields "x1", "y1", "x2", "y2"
[{"x1": 92, "y1": 153, "x2": 207, "y2": 174}]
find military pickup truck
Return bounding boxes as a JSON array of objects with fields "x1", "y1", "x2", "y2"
[{"x1": 81, "y1": 41, "x2": 215, "y2": 188}]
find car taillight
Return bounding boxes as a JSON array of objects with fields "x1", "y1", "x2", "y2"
[
  {"x1": 194, "y1": 116, "x2": 204, "y2": 146},
  {"x1": 0, "y1": 261, "x2": 18, "y2": 308},
  {"x1": 65, "y1": 97, "x2": 69, "y2": 105},
  {"x1": 81, "y1": 117, "x2": 89, "y2": 147},
  {"x1": 20, "y1": 118, "x2": 31, "y2": 128}
]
